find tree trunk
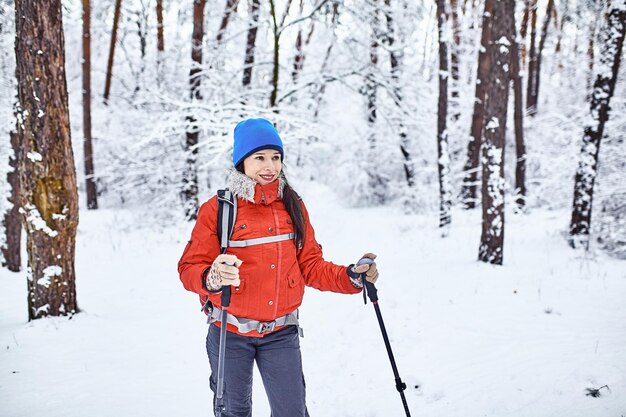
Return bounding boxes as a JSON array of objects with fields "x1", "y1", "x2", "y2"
[
  {"x1": 133, "y1": 6, "x2": 148, "y2": 94},
  {"x1": 14, "y1": 0, "x2": 80, "y2": 319},
  {"x1": 190, "y1": 0, "x2": 205, "y2": 99},
  {"x1": 525, "y1": 0, "x2": 538, "y2": 115},
  {"x1": 527, "y1": 0, "x2": 555, "y2": 115},
  {"x1": 292, "y1": 29, "x2": 304, "y2": 83},
  {"x1": 509, "y1": 5, "x2": 526, "y2": 210},
  {"x1": 586, "y1": 3, "x2": 602, "y2": 100},
  {"x1": 291, "y1": 1, "x2": 314, "y2": 85},
  {"x1": 449, "y1": 0, "x2": 461, "y2": 119},
  {"x1": 156, "y1": 0, "x2": 164, "y2": 52},
  {"x1": 461, "y1": 0, "x2": 493, "y2": 209},
  {"x1": 155, "y1": 0, "x2": 164, "y2": 85},
  {"x1": 216, "y1": 0, "x2": 239, "y2": 45},
  {"x1": 570, "y1": 1, "x2": 625, "y2": 249},
  {"x1": 183, "y1": 0, "x2": 205, "y2": 221},
  {"x1": 520, "y1": 0, "x2": 530, "y2": 66},
  {"x1": 242, "y1": 0, "x2": 261, "y2": 87},
  {"x1": 478, "y1": 0, "x2": 513, "y2": 265},
  {"x1": 269, "y1": 0, "x2": 279, "y2": 107},
  {"x1": 366, "y1": 0, "x2": 386, "y2": 204},
  {"x1": 436, "y1": 0, "x2": 452, "y2": 229},
  {"x1": 2, "y1": 130, "x2": 21, "y2": 272},
  {"x1": 554, "y1": 0, "x2": 568, "y2": 55},
  {"x1": 103, "y1": 0, "x2": 122, "y2": 104},
  {"x1": 82, "y1": 0, "x2": 97, "y2": 209},
  {"x1": 291, "y1": 0, "x2": 305, "y2": 84},
  {"x1": 385, "y1": 0, "x2": 415, "y2": 193}
]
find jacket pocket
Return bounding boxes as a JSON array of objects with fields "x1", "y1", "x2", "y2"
[
  {"x1": 285, "y1": 262, "x2": 305, "y2": 311},
  {"x1": 229, "y1": 275, "x2": 250, "y2": 316},
  {"x1": 230, "y1": 221, "x2": 258, "y2": 241}
]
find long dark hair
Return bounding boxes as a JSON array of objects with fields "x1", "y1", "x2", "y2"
[{"x1": 236, "y1": 164, "x2": 305, "y2": 249}]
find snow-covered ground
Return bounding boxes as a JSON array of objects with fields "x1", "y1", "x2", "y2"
[{"x1": 1, "y1": 183, "x2": 625, "y2": 417}]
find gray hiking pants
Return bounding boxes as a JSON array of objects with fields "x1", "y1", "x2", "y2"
[{"x1": 206, "y1": 323, "x2": 309, "y2": 417}]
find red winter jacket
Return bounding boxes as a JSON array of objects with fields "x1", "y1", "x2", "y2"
[{"x1": 178, "y1": 171, "x2": 361, "y2": 337}]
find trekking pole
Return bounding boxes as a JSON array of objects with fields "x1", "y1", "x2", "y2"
[
  {"x1": 358, "y1": 258, "x2": 411, "y2": 417},
  {"x1": 215, "y1": 284, "x2": 232, "y2": 417}
]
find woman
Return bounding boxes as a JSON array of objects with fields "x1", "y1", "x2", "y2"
[{"x1": 178, "y1": 118, "x2": 379, "y2": 417}]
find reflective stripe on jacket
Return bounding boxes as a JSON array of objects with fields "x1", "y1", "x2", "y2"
[{"x1": 178, "y1": 177, "x2": 361, "y2": 337}]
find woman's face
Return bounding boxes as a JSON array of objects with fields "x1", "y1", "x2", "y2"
[{"x1": 243, "y1": 149, "x2": 282, "y2": 185}]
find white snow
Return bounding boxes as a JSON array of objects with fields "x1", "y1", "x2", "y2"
[
  {"x1": 34, "y1": 304, "x2": 49, "y2": 316},
  {"x1": 496, "y1": 36, "x2": 511, "y2": 46},
  {"x1": 19, "y1": 204, "x2": 59, "y2": 237},
  {"x1": 485, "y1": 117, "x2": 500, "y2": 131},
  {"x1": 1, "y1": 190, "x2": 625, "y2": 417},
  {"x1": 26, "y1": 151, "x2": 42, "y2": 162},
  {"x1": 43, "y1": 265, "x2": 62, "y2": 277}
]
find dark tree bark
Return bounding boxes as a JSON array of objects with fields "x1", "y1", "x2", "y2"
[
  {"x1": 82, "y1": 0, "x2": 97, "y2": 209},
  {"x1": 291, "y1": 0, "x2": 305, "y2": 83},
  {"x1": 509, "y1": 5, "x2": 526, "y2": 210},
  {"x1": 269, "y1": 0, "x2": 279, "y2": 107},
  {"x1": 527, "y1": 0, "x2": 555, "y2": 115},
  {"x1": 155, "y1": 0, "x2": 164, "y2": 85},
  {"x1": 460, "y1": 0, "x2": 493, "y2": 209},
  {"x1": 478, "y1": 0, "x2": 513, "y2": 265},
  {"x1": 183, "y1": 0, "x2": 205, "y2": 221},
  {"x1": 436, "y1": 0, "x2": 452, "y2": 228},
  {"x1": 242, "y1": 0, "x2": 261, "y2": 88},
  {"x1": 2, "y1": 130, "x2": 21, "y2": 272},
  {"x1": 103, "y1": 0, "x2": 122, "y2": 103},
  {"x1": 291, "y1": 0, "x2": 315, "y2": 85},
  {"x1": 570, "y1": 1, "x2": 625, "y2": 249},
  {"x1": 156, "y1": 0, "x2": 164, "y2": 52},
  {"x1": 216, "y1": 0, "x2": 239, "y2": 45},
  {"x1": 520, "y1": 0, "x2": 530, "y2": 66},
  {"x1": 14, "y1": 0, "x2": 80, "y2": 319},
  {"x1": 292, "y1": 29, "x2": 304, "y2": 83},
  {"x1": 525, "y1": 0, "x2": 539, "y2": 115},
  {"x1": 449, "y1": 0, "x2": 461, "y2": 117},
  {"x1": 385, "y1": 0, "x2": 415, "y2": 193},
  {"x1": 189, "y1": 0, "x2": 205, "y2": 98},
  {"x1": 554, "y1": 0, "x2": 568, "y2": 55}
]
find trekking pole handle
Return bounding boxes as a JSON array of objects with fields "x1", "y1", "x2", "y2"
[
  {"x1": 221, "y1": 261, "x2": 235, "y2": 307},
  {"x1": 357, "y1": 258, "x2": 378, "y2": 303}
]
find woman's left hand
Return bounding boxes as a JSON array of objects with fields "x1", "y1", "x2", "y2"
[{"x1": 350, "y1": 253, "x2": 379, "y2": 284}]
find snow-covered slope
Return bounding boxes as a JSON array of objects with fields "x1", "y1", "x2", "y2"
[{"x1": 1, "y1": 183, "x2": 625, "y2": 417}]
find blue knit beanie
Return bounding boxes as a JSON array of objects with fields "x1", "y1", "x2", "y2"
[{"x1": 233, "y1": 118, "x2": 284, "y2": 167}]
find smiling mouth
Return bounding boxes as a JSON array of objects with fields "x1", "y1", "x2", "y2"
[{"x1": 259, "y1": 174, "x2": 275, "y2": 181}]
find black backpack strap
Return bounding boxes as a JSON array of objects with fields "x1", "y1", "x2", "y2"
[
  {"x1": 216, "y1": 189, "x2": 237, "y2": 254},
  {"x1": 202, "y1": 189, "x2": 237, "y2": 315}
]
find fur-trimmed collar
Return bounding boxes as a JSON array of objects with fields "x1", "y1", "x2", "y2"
[{"x1": 227, "y1": 168, "x2": 285, "y2": 204}]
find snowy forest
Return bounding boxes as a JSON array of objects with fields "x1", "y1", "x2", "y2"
[{"x1": 0, "y1": 0, "x2": 625, "y2": 416}]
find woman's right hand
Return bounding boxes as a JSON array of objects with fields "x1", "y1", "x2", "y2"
[{"x1": 206, "y1": 254, "x2": 243, "y2": 291}]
